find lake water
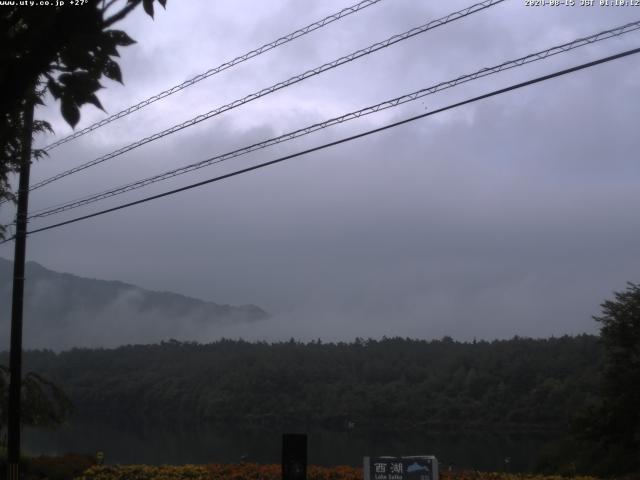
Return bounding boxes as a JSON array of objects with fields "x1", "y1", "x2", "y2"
[{"x1": 24, "y1": 420, "x2": 557, "y2": 472}]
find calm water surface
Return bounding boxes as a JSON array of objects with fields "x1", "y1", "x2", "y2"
[{"x1": 24, "y1": 420, "x2": 556, "y2": 472}]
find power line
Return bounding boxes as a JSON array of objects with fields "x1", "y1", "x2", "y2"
[
  {"x1": 26, "y1": 20, "x2": 640, "y2": 220},
  {"x1": 4, "y1": 46, "x2": 636, "y2": 242},
  {"x1": 41, "y1": 0, "x2": 386, "y2": 152},
  {"x1": 25, "y1": 0, "x2": 504, "y2": 194}
]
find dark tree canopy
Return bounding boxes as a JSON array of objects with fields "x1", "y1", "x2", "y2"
[
  {"x1": 1, "y1": 334, "x2": 621, "y2": 474},
  {"x1": 4, "y1": 336, "x2": 602, "y2": 433},
  {"x1": 592, "y1": 282, "x2": 640, "y2": 468},
  {"x1": 572, "y1": 282, "x2": 640, "y2": 475},
  {"x1": 0, "y1": 365, "x2": 72, "y2": 438},
  {"x1": 0, "y1": 0, "x2": 167, "y2": 211}
]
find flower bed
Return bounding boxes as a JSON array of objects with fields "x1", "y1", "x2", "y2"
[{"x1": 74, "y1": 464, "x2": 601, "y2": 480}]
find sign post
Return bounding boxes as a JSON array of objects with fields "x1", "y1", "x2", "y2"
[
  {"x1": 282, "y1": 434, "x2": 307, "y2": 480},
  {"x1": 364, "y1": 456, "x2": 438, "y2": 480}
]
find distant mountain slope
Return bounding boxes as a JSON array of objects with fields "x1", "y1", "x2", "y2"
[{"x1": 0, "y1": 257, "x2": 268, "y2": 350}]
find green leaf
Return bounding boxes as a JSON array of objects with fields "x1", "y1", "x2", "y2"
[
  {"x1": 98, "y1": 33, "x2": 120, "y2": 57},
  {"x1": 33, "y1": 120, "x2": 54, "y2": 135},
  {"x1": 143, "y1": 0, "x2": 154, "y2": 18},
  {"x1": 60, "y1": 44, "x2": 95, "y2": 70},
  {"x1": 60, "y1": 97, "x2": 80, "y2": 128},
  {"x1": 85, "y1": 93, "x2": 105, "y2": 112},
  {"x1": 59, "y1": 71, "x2": 103, "y2": 97},
  {"x1": 32, "y1": 148, "x2": 50, "y2": 161},
  {"x1": 76, "y1": 93, "x2": 105, "y2": 112},
  {"x1": 48, "y1": 79, "x2": 63, "y2": 99},
  {"x1": 58, "y1": 71, "x2": 106, "y2": 113},
  {"x1": 57, "y1": 73, "x2": 74, "y2": 86},
  {"x1": 103, "y1": 58, "x2": 123, "y2": 84},
  {"x1": 108, "y1": 30, "x2": 136, "y2": 47}
]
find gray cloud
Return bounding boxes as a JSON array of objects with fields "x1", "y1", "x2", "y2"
[{"x1": 1, "y1": 0, "x2": 639, "y2": 347}]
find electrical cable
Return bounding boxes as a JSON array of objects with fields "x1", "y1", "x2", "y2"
[
  {"x1": 25, "y1": 0, "x2": 504, "y2": 194},
  {"x1": 26, "y1": 20, "x2": 640, "y2": 220},
  {"x1": 41, "y1": 0, "x2": 386, "y2": 152},
  {"x1": 0, "y1": 46, "x2": 633, "y2": 243}
]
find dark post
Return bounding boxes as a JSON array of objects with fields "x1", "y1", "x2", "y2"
[
  {"x1": 7, "y1": 94, "x2": 35, "y2": 480},
  {"x1": 282, "y1": 433, "x2": 307, "y2": 480}
]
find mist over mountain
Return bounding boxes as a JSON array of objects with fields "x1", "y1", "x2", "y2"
[{"x1": 0, "y1": 257, "x2": 268, "y2": 350}]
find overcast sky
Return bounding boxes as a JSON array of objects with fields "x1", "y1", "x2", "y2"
[{"x1": 1, "y1": 0, "x2": 640, "y2": 345}]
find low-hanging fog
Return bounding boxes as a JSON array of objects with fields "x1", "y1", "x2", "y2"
[{"x1": 1, "y1": 0, "x2": 639, "y2": 349}]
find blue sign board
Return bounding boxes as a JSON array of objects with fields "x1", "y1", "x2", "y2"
[{"x1": 364, "y1": 456, "x2": 438, "y2": 480}]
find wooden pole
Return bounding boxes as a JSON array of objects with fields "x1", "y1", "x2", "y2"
[{"x1": 7, "y1": 93, "x2": 35, "y2": 480}]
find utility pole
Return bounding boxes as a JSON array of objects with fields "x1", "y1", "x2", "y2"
[{"x1": 7, "y1": 93, "x2": 35, "y2": 480}]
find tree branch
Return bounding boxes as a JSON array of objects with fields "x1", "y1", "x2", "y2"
[
  {"x1": 103, "y1": 1, "x2": 140, "y2": 28},
  {"x1": 101, "y1": 0, "x2": 121, "y2": 15}
]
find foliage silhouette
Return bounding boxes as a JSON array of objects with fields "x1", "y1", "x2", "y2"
[
  {"x1": 0, "y1": 0, "x2": 167, "y2": 216},
  {"x1": 0, "y1": 365, "x2": 72, "y2": 446},
  {"x1": 573, "y1": 283, "x2": 640, "y2": 475}
]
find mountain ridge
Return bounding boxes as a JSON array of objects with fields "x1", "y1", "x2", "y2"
[{"x1": 0, "y1": 257, "x2": 268, "y2": 350}]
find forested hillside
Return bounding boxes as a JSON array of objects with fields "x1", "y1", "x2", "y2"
[{"x1": 2, "y1": 335, "x2": 602, "y2": 431}]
